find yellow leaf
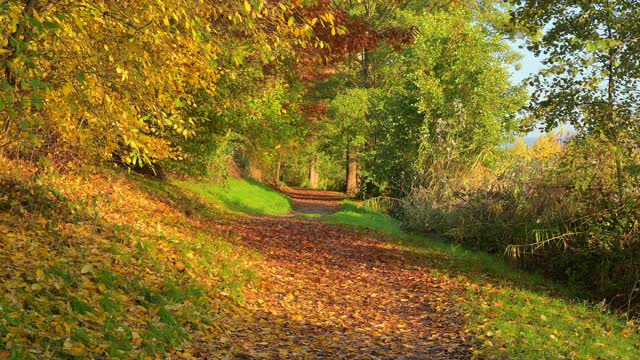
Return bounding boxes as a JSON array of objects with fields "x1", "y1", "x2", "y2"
[
  {"x1": 63, "y1": 338, "x2": 87, "y2": 356},
  {"x1": 62, "y1": 82, "x2": 74, "y2": 96},
  {"x1": 81, "y1": 264, "x2": 93, "y2": 274},
  {"x1": 132, "y1": 331, "x2": 143, "y2": 346},
  {"x1": 244, "y1": 0, "x2": 252, "y2": 14},
  {"x1": 36, "y1": 269, "x2": 45, "y2": 281},
  {"x1": 540, "y1": 314, "x2": 548, "y2": 321},
  {"x1": 288, "y1": 17, "x2": 295, "y2": 27}
]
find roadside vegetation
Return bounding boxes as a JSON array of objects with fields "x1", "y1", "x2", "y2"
[
  {"x1": 176, "y1": 179, "x2": 292, "y2": 216},
  {"x1": 312, "y1": 201, "x2": 640, "y2": 359}
]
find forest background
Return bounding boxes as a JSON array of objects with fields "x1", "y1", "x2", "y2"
[{"x1": 2, "y1": 0, "x2": 640, "y2": 318}]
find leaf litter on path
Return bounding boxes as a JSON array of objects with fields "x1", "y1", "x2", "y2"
[{"x1": 194, "y1": 188, "x2": 472, "y2": 359}]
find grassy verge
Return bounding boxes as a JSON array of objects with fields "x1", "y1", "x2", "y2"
[
  {"x1": 307, "y1": 201, "x2": 640, "y2": 359},
  {"x1": 0, "y1": 158, "x2": 257, "y2": 358},
  {"x1": 175, "y1": 178, "x2": 292, "y2": 216}
]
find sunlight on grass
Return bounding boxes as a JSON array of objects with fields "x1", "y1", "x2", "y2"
[
  {"x1": 468, "y1": 286, "x2": 640, "y2": 359},
  {"x1": 176, "y1": 179, "x2": 292, "y2": 216},
  {"x1": 0, "y1": 165, "x2": 259, "y2": 358},
  {"x1": 308, "y1": 200, "x2": 640, "y2": 359},
  {"x1": 312, "y1": 201, "x2": 404, "y2": 236}
]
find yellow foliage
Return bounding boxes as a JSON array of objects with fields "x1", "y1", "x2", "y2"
[
  {"x1": 531, "y1": 132, "x2": 563, "y2": 163},
  {"x1": 0, "y1": 1, "x2": 327, "y2": 166},
  {"x1": 0, "y1": 156, "x2": 257, "y2": 357}
]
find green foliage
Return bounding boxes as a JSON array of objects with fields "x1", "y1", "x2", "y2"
[
  {"x1": 411, "y1": 9, "x2": 527, "y2": 178},
  {"x1": 325, "y1": 88, "x2": 371, "y2": 150},
  {"x1": 177, "y1": 179, "x2": 292, "y2": 216},
  {"x1": 512, "y1": 0, "x2": 640, "y2": 138}
]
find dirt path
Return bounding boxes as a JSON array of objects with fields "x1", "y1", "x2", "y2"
[
  {"x1": 198, "y1": 188, "x2": 472, "y2": 359},
  {"x1": 284, "y1": 187, "x2": 344, "y2": 215}
]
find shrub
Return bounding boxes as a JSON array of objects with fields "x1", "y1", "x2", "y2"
[{"x1": 399, "y1": 134, "x2": 640, "y2": 312}]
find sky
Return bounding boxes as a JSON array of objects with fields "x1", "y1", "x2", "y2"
[
  {"x1": 508, "y1": 43, "x2": 577, "y2": 141},
  {"x1": 509, "y1": 39, "x2": 543, "y2": 85},
  {"x1": 509, "y1": 39, "x2": 546, "y2": 138}
]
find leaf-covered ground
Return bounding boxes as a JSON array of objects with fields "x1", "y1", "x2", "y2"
[
  {"x1": 2, "y1": 160, "x2": 639, "y2": 359},
  {"x1": 202, "y1": 195, "x2": 473, "y2": 358}
]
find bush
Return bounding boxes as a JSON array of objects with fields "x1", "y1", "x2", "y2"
[{"x1": 399, "y1": 134, "x2": 640, "y2": 312}]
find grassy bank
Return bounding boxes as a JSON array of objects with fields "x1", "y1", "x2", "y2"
[
  {"x1": 307, "y1": 201, "x2": 640, "y2": 359},
  {"x1": 176, "y1": 179, "x2": 292, "y2": 216},
  {"x1": 0, "y1": 159, "x2": 258, "y2": 358}
]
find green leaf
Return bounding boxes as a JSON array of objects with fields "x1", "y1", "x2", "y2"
[{"x1": 43, "y1": 21, "x2": 60, "y2": 30}]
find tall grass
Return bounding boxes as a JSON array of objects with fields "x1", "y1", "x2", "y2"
[{"x1": 398, "y1": 136, "x2": 640, "y2": 313}]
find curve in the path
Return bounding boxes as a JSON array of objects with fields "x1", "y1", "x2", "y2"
[
  {"x1": 196, "y1": 189, "x2": 472, "y2": 359},
  {"x1": 284, "y1": 187, "x2": 344, "y2": 215}
]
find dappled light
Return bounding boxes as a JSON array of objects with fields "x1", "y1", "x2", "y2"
[{"x1": 2, "y1": 0, "x2": 640, "y2": 358}]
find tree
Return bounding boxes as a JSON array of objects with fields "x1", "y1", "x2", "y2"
[
  {"x1": 326, "y1": 88, "x2": 370, "y2": 195},
  {"x1": 511, "y1": 0, "x2": 640, "y2": 198},
  {"x1": 411, "y1": 9, "x2": 527, "y2": 185},
  {"x1": 0, "y1": 0, "x2": 337, "y2": 169},
  {"x1": 308, "y1": 0, "x2": 419, "y2": 195}
]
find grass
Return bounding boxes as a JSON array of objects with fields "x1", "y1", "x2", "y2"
[
  {"x1": 307, "y1": 200, "x2": 640, "y2": 359},
  {"x1": 175, "y1": 178, "x2": 292, "y2": 216},
  {"x1": 0, "y1": 158, "x2": 258, "y2": 358},
  {"x1": 317, "y1": 201, "x2": 405, "y2": 236}
]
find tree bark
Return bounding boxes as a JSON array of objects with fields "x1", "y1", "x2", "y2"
[
  {"x1": 309, "y1": 158, "x2": 319, "y2": 189},
  {"x1": 276, "y1": 160, "x2": 282, "y2": 183},
  {"x1": 346, "y1": 146, "x2": 358, "y2": 196}
]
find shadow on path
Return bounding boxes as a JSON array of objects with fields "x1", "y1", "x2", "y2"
[
  {"x1": 282, "y1": 187, "x2": 344, "y2": 215},
  {"x1": 194, "y1": 189, "x2": 472, "y2": 359}
]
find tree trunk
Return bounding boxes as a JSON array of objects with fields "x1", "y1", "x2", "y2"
[
  {"x1": 276, "y1": 160, "x2": 282, "y2": 183},
  {"x1": 309, "y1": 159, "x2": 319, "y2": 189},
  {"x1": 606, "y1": 26, "x2": 623, "y2": 204},
  {"x1": 346, "y1": 146, "x2": 358, "y2": 196}
]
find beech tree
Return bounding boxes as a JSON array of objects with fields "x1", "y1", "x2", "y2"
[{"x1": 1, "y1": 0, "x2": 337, "y2": 168}]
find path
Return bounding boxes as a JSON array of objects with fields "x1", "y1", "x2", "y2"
[
  {"x1": 197, "y1": 188, "x2": 472, "y2": 359},
  {"x1": 285, "y1": 187, "x2": 344, "y2": 215}
]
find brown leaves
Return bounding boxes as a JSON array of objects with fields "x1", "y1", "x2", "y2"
[
  {"x1": 1, "y1": 163, "x2": 473, "y2": 358},
  {"x1": 197, "y1": 188, "x2": 472, "y2": 358}
]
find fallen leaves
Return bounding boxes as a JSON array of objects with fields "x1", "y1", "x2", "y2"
[
  {"x1": 1, "y1": 164, "x2": 473, "y2": 359},
  {"x1": 193, "y1": 189, "x2": 473, "y2": 358}
]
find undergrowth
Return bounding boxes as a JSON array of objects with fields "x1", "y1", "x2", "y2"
[{"x1": 310, "y1": 200, "x2": 640, "y2": 359}]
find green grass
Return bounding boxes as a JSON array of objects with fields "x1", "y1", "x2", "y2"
[
  {"x1": 311, "y1": 200, "x2": 405, "y2": 236},
  {"x1": 306, "y1": 201, "x2": 640, "y2": 359},
  {"x1": 175, "y1": 178, "x2": 292, "y2": 215}
]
